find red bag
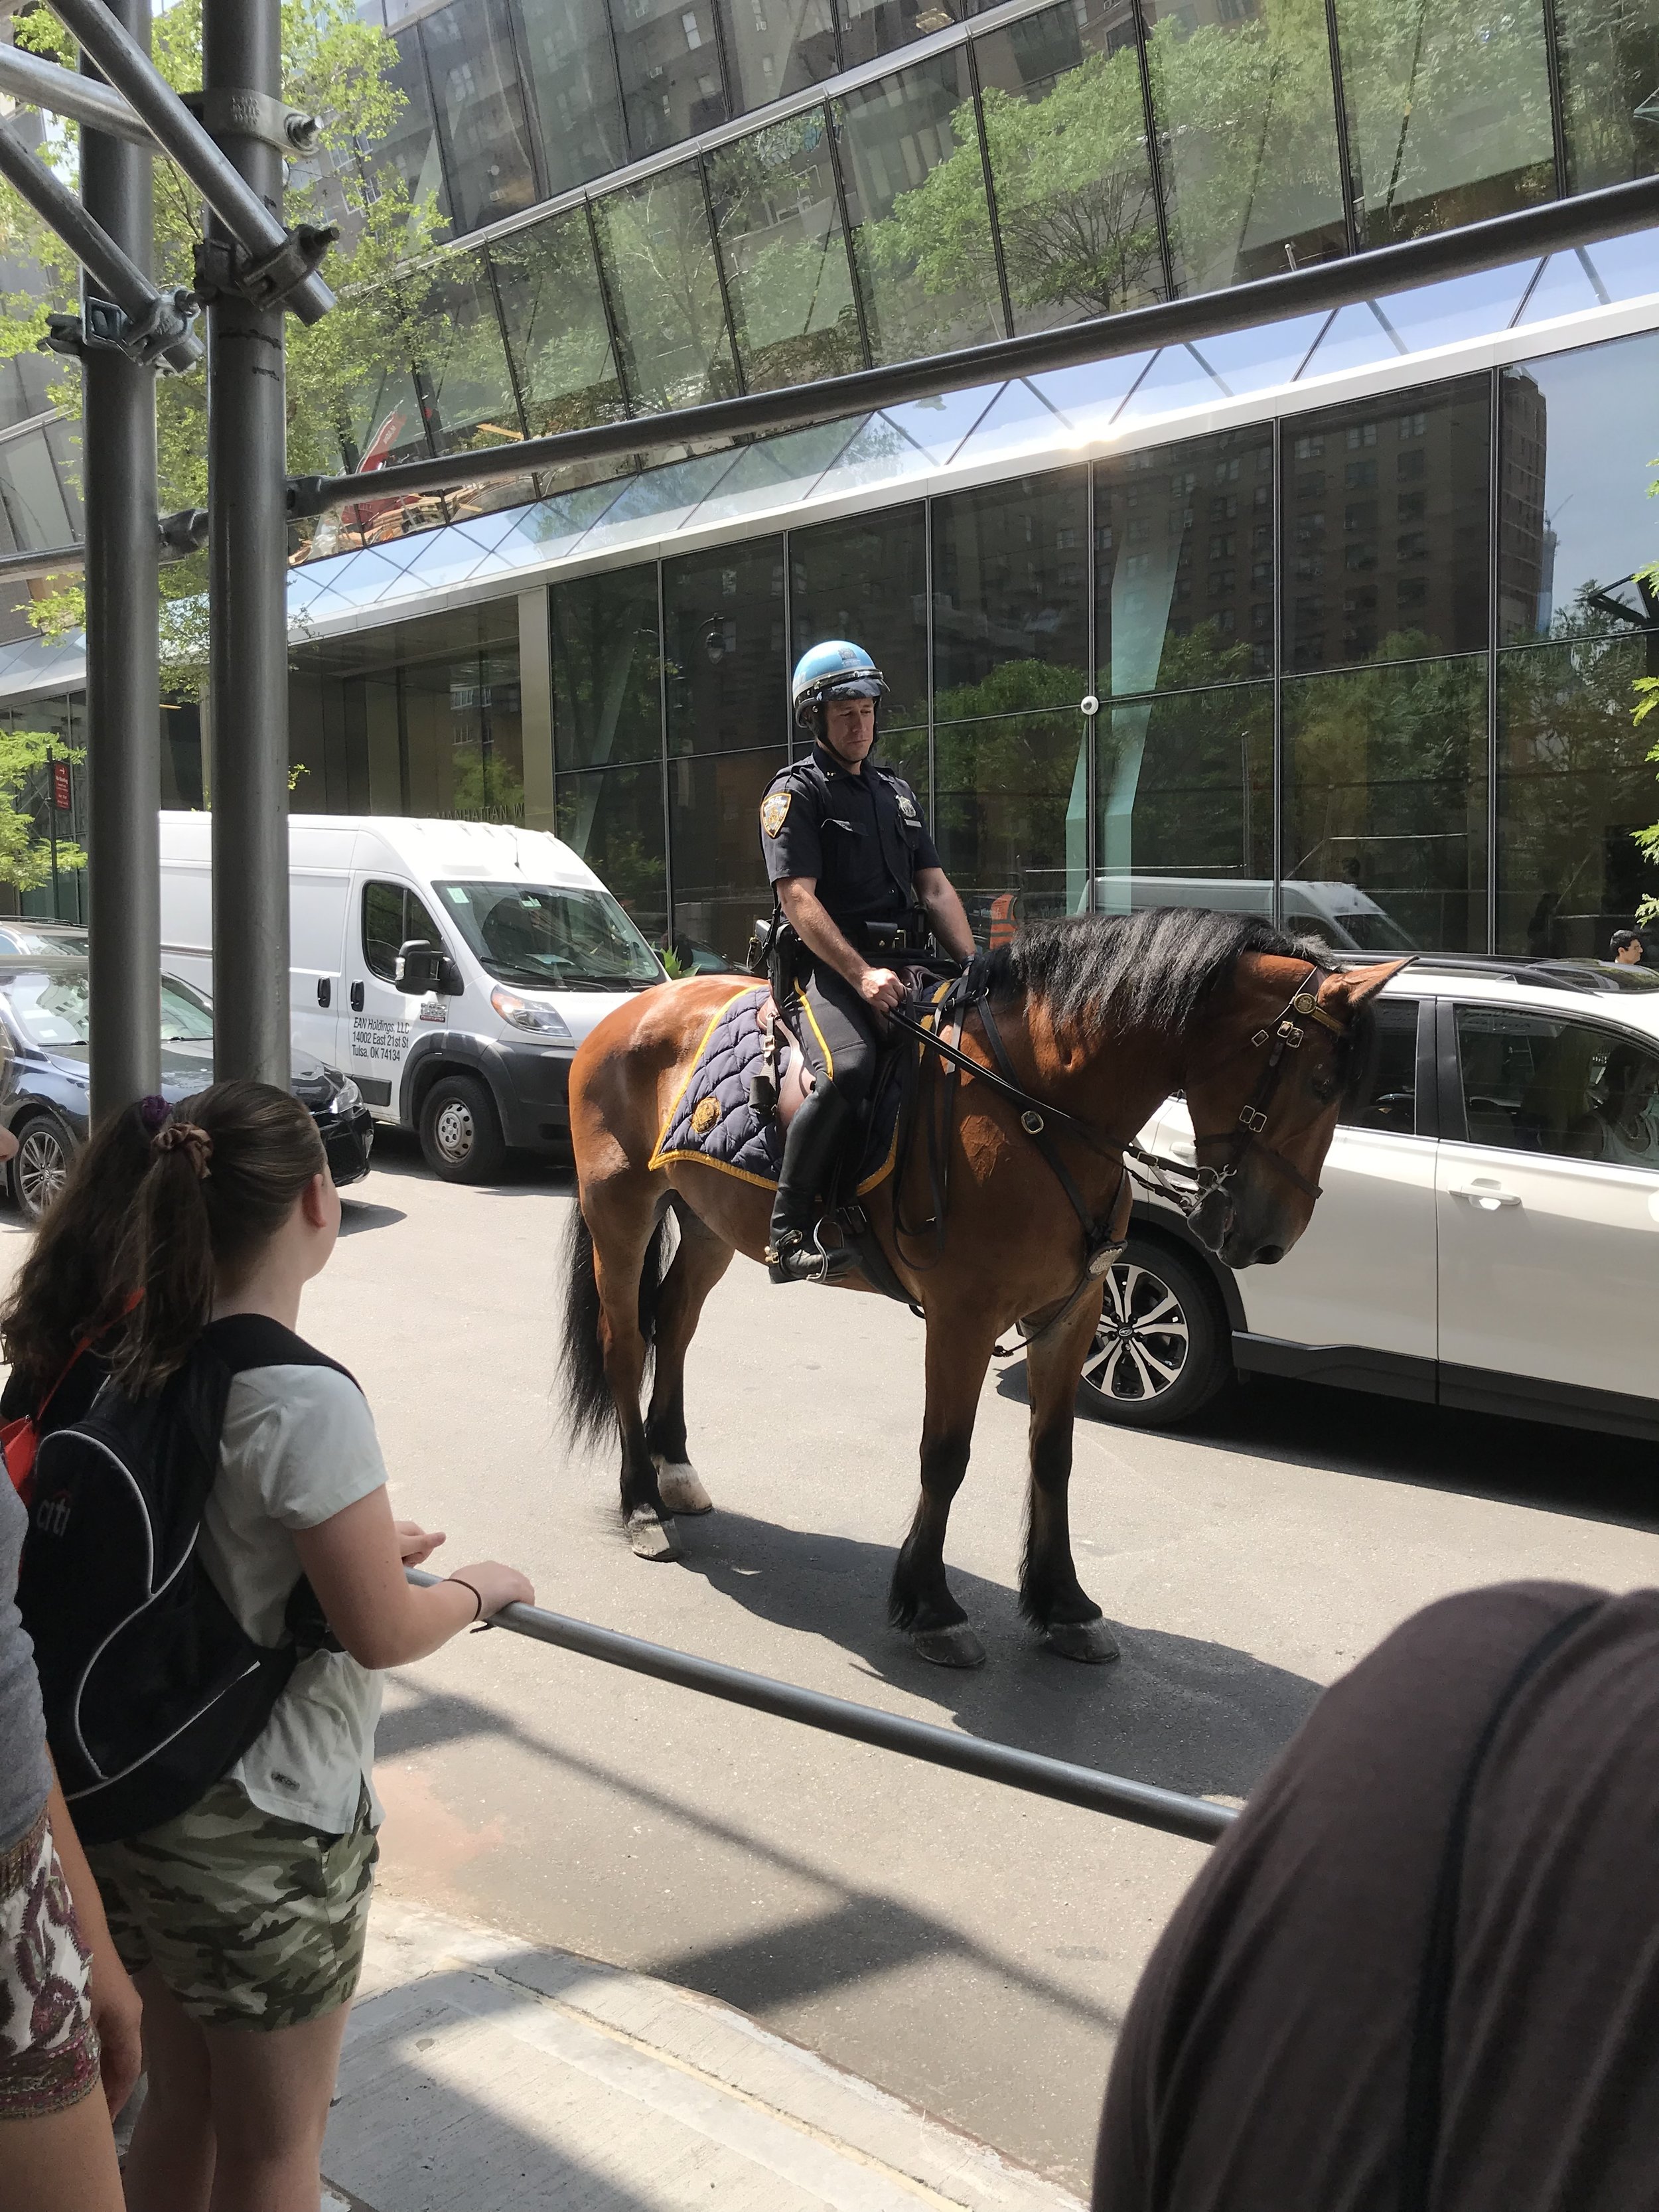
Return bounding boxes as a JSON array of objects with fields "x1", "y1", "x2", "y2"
[{"x1": 3, "y1": 1337, "x2": 94, "y2": 1508}]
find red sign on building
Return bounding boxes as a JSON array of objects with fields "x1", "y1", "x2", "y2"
[{"x1": 51, "y1": 760, "x2": 70, "y2": 814}]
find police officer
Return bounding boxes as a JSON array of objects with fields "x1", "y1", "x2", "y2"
[{"x1": 760, "y1": 640, "x2": 976, "y2": 1284}]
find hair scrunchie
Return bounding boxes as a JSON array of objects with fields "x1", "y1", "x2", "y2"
[
  {"x1": 153, "y1": 1122, "x2": 212, "y2": 1179},
  {"x1": 137, "y1": 1093, "x2": 171, "y2": 1134}
]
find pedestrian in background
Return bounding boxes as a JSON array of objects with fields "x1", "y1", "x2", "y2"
[
  {"x1": 28, "y1": 1081, "x2": 532, "y2": 2212},
  {"x1": 1092, "y1": 1582, "x2": 1659, "y2": 2211},
  {"x1": 1609, "y1": 928, "x2": 1645, "y2": 966},
  {"x1": 0, "y1": 1114, "x2": 144, "y2": 2212}
]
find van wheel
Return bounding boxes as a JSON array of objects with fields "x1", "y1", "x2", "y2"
[
  {"x1": 1074, "y1": 1236, "x2": 1232, "y2": 1430},
  {"x1": 419, "y1": 1073, "x2": 505, "y2": 1183}
]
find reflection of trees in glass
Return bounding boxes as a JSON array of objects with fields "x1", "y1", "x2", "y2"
[
  {"x1": 555, "y1": 771, "x2": 668, "y2": 940},
  {"x1": 1333, "y1": 0, "x2": 1556, "y2": 242},
  {"x1": 1284, "y1": 648, "x2": 1486, "y2": 950},
  {"x1": 1553, "y1": 0, "x2": 1659, "y2": 192},
  {"x1": 705, "y1": 116, "x2": 862, "y2": 390},
  {"x1": 551, "y1": 571, "x2": 662, "y2": 771},
  {"x1": 934, "y1": 669, "x2": 1088, "y2": 925},
  {"x1": 490, "y1": 210, "x2": 626, "y2": 436},
  {"x1": 1144, "y1": 1, "x2": 1348, "y2": 291},
  {"x1": 1502, "y1": 638, "x2": 1653, "y2": 953},
  {"x1": 1100, "y1": 683, "x2": 1271, "y2": 891},
  {"x1": 591, "y1": 165, "x2": 739, "y2": 410}
]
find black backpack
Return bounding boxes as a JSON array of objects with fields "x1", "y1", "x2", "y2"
[{"x1": 18, "y1": 1313, "x2": 354, "y2": 1846}]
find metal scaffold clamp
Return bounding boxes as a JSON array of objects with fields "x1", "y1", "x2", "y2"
[
  {"x1": 39, "y1": 288, "x2": 202, "y2": 374},
  {"x1": 192, "y1": 222, "x2": 338, "y2": 315}
]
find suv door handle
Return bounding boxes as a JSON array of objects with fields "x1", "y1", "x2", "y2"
[{"x1": 1449, "y1": 1183, "x2": 1521, "y2": 1209}]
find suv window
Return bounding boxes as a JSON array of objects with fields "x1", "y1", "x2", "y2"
[
  {"x1": 362, "y1": 881, "x2": 445, "y2": 984},
  {"x1": 1342, "y1": 997, "x2": 1418, "y2": 1134},
  {"x1": 1455, "y1": 1006, "x2": 1659, "y2": 1167}
]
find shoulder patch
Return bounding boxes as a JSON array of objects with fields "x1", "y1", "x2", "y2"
[{"x1": 760, "y1": 792, "x2": 791, "y2": 838}]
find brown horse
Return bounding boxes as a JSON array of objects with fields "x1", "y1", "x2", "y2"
[{"x1": 560, "y1": 909, "x2": 1407, "y2": 1667}]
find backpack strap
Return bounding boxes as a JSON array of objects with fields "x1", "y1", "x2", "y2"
[{"x1": 200, "y1": 1314, "x2": 360, "y2": 1392}]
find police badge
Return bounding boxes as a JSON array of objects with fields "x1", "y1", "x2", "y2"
[{"x1": 760, "y1": 791, "x2": 790, "y2": 837}]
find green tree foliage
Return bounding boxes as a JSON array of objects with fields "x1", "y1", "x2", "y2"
[
  {"x1": 0, "y1": 731, "x2": 86, "y2": 891},
  {"x1": 0, "y1": 0, "x2": 440, "y2": 686}
]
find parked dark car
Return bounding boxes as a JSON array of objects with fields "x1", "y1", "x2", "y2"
[{"x1": 0, "y1": 956, "x2": 374, "y2": 1221}]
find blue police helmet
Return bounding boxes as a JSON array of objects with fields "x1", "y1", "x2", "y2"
[{"x1": 791, "y1": 640, "x2": 887, "y2": 727}]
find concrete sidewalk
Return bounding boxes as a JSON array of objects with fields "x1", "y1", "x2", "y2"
[{"x1": 322, "y1": 1896, "x2": 1088, "y2": 2212}]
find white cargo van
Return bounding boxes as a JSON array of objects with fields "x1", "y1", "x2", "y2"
[{"x1": 159, "y1": 815, "x2": 666, "y2": 1179}]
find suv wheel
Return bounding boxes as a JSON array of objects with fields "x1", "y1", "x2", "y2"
[
  {"x1": 13, "y1": 1116, "x2": 71, "y2": 1224},
  {"x1": 419, "y1": 1072, "x2": 506, "y2": 1183},
  {"x1": 1076, "y1": 1236, "x2": 1232, "y2": 1429}
]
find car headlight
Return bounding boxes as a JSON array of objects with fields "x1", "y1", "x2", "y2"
[
  {"x1": 491, "y1": 986, "x2": 571, "y2": 1039},
  {"x1": 332, "y1": 1076, "x2": 364, "y2": 1112}
]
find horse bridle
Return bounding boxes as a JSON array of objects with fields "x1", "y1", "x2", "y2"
[{"x1": 1187, "y1": 966, "x2": 1354, "y2": 1207}]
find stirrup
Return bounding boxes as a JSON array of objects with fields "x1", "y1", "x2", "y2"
[{"x1": 765, "y1": 1224, "x2": 857, "y2": 1286}]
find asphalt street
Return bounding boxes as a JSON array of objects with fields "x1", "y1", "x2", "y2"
[{"x1": 10, "y1": 1140, "x2": 1658, "y2": 2193}]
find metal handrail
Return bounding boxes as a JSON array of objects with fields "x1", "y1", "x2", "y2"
[{"x1": 407, "y1": 1570, "x2": 1236, "y2": 1846}]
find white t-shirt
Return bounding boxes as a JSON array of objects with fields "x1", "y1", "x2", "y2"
[{"x1": 196, "y1": 1363, "x2": 388, "y2": 1834}]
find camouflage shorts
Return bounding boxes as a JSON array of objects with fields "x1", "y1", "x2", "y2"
[{"x1": 86, "y1": 1779, "x2": 378, "y2": 2031}]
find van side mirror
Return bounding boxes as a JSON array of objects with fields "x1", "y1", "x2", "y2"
[{"x1": 395, "y1": 938, "x2": 463, "y2": 997}]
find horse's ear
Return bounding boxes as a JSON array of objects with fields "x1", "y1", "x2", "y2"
[{"x1": 1320, "y1": 956, "x2": 1415, "y2": 1013}]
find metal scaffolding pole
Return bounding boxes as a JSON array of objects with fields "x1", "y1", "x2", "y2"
[
  {"x1": 204, "y1": 0, "x2": 290, "y2": 1086},
  {"x1": 81, "y1": 0, "x2": 160, "y2": 1119}
]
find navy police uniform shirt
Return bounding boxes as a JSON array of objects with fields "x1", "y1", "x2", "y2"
[{"x1": 760, "y1": 743, "x2": 940, "y2": 935}]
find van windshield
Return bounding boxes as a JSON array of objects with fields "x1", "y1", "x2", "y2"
[{"x1": 434, "y1": 881, "x2": 664, "y2": 991}]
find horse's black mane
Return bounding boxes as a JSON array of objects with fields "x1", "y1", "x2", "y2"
[{"x1": 985, "y1": 907, "x2": 1334, "y2": 1039}]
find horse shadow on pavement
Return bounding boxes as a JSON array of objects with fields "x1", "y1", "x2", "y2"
[{"x1": 673, "y1": 1510, "x2": 1319, "y2": 1806}]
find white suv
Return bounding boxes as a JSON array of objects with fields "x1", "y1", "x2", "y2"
[{"x1": 1084, "y1": 957, "x2": 1659, "y2": 1441}]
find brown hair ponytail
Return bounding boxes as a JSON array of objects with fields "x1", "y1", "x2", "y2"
[{"x1": 115, "y1": 1080, "x2": 327, "y2": 1396}]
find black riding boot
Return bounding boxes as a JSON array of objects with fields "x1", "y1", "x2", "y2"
[{"x1": 766, "y1": 1084, "x2": 855, "y2": 1284}]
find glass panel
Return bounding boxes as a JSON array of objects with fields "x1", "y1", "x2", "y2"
[
  {"x1": 1200, "y1": 313, "x2": 1331, "y2": 394},
  {"x1": 1282, "y1": 654, "x2": 1488, "y2": 953},
  {"x1": 551, "y1": 565, "x2": 662, "y2": 770},
  {"x1": 0, "y1": 428, "x2": 72, "y2": 550},
  {"x1": 1581, "y1": 225, "x2": 1659, "y2": 299},
  {"x1": 934, "y1": 707, "x2": 1088, "y2": 940},
  {"x1": 932, "y1": 471, "x2": 1088, "y2": 715},
  {"x1": 610, "y1": 0, "x2": 729, "y2": 156},
  {"x1": 1096, "y1": 682, "x2": 1273, "y2": 927},
  {"x1": 1028, "y1": 350, "x2": 1155, "y2": 441},
  {"x1": 1454, "y1": 1005, "x2": 1659, "y2": 1163},
  {"x1": 1555, "y1": 0, "x2": 1659, "y2": 192},
  {"x1": 1499, "y1": 334, "x2": 1659, "y2": 646},
  {"x1": 515, "y1": 0, "x2": 628, "y2": 196},
  {"x1": 811, "y1": 411, "x2": 934, "y2": 496},
  {"x1": 415, "y1": 250, "x2": 524, "y2": 457},
  {"x1": 707, "y1": 112, "x2": 863, "y2": 390},
  {"x1": 880, "y1": 386, "x2": 996, "y2": 461},
  {"x1": 666, "y1": 746, "x2": 784, "y2": 965},
  {"x1": 840, "y1": 0, "x2": 962, "y2": 72},
  {"x1": 1112, "y1": 344, "x2": 1232, "y2": 424},
  {"x1": 790, "y1": 503, "x2": 927, "y2": 729},
  {"x1": 421, "y1": 0, "x2": 540, "y2": 233},
  {"x1": 1298, "y1": 300, "x2": 1403, "y2": 380},
  {"x1": 972, "y1": 0, "x2": 1163, "y2": 336},
  {"x1": 591, "y1": 163, "x2": 741, "y2": 410},
  {"x1": 1514, "y1": 246, "x2": 1607, "y2": 323},
  {"x1": 1332, "y1": 0, "x2": 1555, "y2": 247},
  {"x1": 1281, "y1": 378, "x2": 1490, "y2": 674},
  {"x1": 1097, "y1": 427, "x2": 1274, "y2": 697},
  {"x1": 952, "y1": 380, "x2": 1070, "y2": 469},
  {"x1": 374, "y1": 27, "x2": 452, "y2": 240},
  {"x1": 491, "y1": 209, "x2": 626, "y2": 438},
  {"x1": 663, "y1": 536, "x2": 786, "y2": 754},
  {"x1": 688, "y1": 421, "x2": 857, "y2": 529},
  {"x1": 1369, "y1": 264, "x2": 1537, "y2": 354},
  {"x1": 835, "y1": 53, "x2": 1005, "y2": 365},
  {"x1": 555, "y1": 761, "x2": 670, "y2": 949},
  {"x1": 717, "y1": 0, "x2": 839, "y2": 109},
  {"x1": 1342, "y1": 996, "x2": 1419, "y2": 1131},
  {"x1": 1497, "y1": 638, "x2": 1655, "y2": 960},
  {"x1": 1141, "y1": 0, "x2": 1346, "y2": 293}
]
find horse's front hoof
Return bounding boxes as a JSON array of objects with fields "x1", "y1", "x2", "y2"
[
  {"x1": 911, "y1": 1623, "x2": 987, "y2": 1668},
  {"x1": 627, "y1": 1510, "x2": 682, "y2": 1562},
  {"x1": 1044, "y1": 1617, "x2": 1121, "y2": 1664},
  {"x1": 652, "y1": 1457, "x2": 714, "y2": 1516}
]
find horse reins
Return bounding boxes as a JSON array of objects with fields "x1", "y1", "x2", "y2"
[{"x1": 885, "y1": 956, "x2": 1356, "y2": 1280}]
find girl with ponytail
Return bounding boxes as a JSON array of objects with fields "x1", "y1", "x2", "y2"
[{"x1": 75, "y1": 1080, "x2": 533, "y2": 2212}]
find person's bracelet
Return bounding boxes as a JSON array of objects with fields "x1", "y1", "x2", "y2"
[{"x1": 447, "y1": 1576, "x2": 484, "y2": 1622}]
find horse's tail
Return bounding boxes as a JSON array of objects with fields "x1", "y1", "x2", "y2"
[{"x1": 559, "y1": 1198, "x2": 675, "y2": 1451}]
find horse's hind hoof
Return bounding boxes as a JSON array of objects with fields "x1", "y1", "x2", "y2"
[
  {"x1": 911, "y1": 1623, "x2": 987, "y2": 1669},
  {"x1": 652, "y1": 1457, "x2": 713, "y2": 1516},
  {"x1": 627, "y1": 1510, "x2": 682, "y2": 1562},
  {"x1": 1044, "y1": 1618, "x2": 1121, "y2": 1664}
]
